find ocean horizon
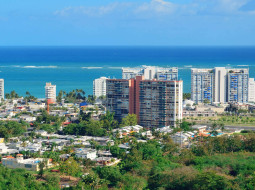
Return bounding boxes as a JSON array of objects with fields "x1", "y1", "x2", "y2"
[{"x1": 0, "y1": 46, "x2": 255, "y2": 98}]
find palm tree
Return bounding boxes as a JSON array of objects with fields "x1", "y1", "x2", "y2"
[
  {"x1": 219, "y1": 123, "x2": 225, "y2": 133},
  {"x1": 106, "y1": 141, "x2": 111, "y2": 151},
  {"x1": 211, "y1": 123, "x2": 218, "y2": 136},
  {"x1": 51, "y1": 142, "x2": 57, "y2": 151},
  {"x1": 38, "y1": 161, "x2": 45, "y2": 178},
  {"x1": 175, "y1": 119, "x2": 180, "y2": 128},
  {"x1": 5, "y1": 93, "x2": 10, "y2": 99}
]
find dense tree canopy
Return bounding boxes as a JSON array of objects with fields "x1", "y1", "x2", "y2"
[
  {"x1": 121, "y1": 114, "x2": 137, "y2": 127},
  {"x1": 0, "y1": 166, "x2": 59, "y2": 190},
  {"x1": 0, "y1": 121, "x2": 27, "y2": 139},
  {"x1": 63, "y1": 120, "x2": 107, "y2": 137}
]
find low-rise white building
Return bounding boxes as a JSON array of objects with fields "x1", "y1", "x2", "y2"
[
  {"x1": 0, "y1": 143, "x2": 19, "y2": 154},
  {"x1": 19, "y1": 115, "x2": 36, "y2": 122},
  {"x1": 2, "y1": 154, "x2": 53, "y2": 171},
  {"x1": 155, "y1": 126, "x2": 173, "y2": 134},
  {"x1": 171, "y1": 132, "x2": 190, "y2": 145},
  {"x1": 112, "y1": 125, "x2": 143, "y2": 138},
  {"x1": 192, "y1": 125, "x2": 207, "y2": 133},
  {"x1": 75, "y1": 148, "x2": 97, "y2": 160}
]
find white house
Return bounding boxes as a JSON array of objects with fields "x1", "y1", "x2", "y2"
[{"x1": 75, "y1": 148, "x2": 97, "y2": 160}]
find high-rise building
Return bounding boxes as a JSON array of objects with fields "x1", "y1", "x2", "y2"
[
  {"x1": 214, "y1": 67, "x2": 227, "y2": 103},
  {"x1": 106, "y1": 79, "x2": 130, "y2": 121},
  {"x1": 0, "y1": 79, "x2": 4, "y2": 101},
  {"x1": 191, "y1": 69, "x2": 214, "y2": 104},
  {"x1": 227, "y1": 69, "x2": 249, "y2": 103},
  {"x1": 122, "y1": 67, "x2": 143, "y2": 80},
  {"x1": 122, "y1": 66, "x2": 178, "y2": 81},
  {"x1": 106, "y1": 76, "x2": 183, "y2": 128},
  {"x1": 139, "y1": 80, "x2": 183, "y2": 128},
  {"x1": 93, "y1": 77, "x2": 108, "y2": 97},
  {"x1": 249, "y1": 78, "x2": 255, "y2": 102},
  {"x1": 45, "y1": 82, "x2": 56, "y2": 103},
  {"x1": 191, "y1": 67, "x2": 249, "y2": 104}
]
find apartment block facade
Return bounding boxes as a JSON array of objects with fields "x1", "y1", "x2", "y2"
[
  {"x1": 106, "y1": 76, "x2": 183, "y2": 128},
  {"x1": 249, "y1": 78, "x2": 255, "y2": 102},
  {"x1": 45, "y1": 82, "x2": 56, "y2": 103},
  {"x1": 191, "y1": 69, "x2": 214, "y2": 104},
  {"x1": 191, "y1": 67, "x2": 249, "y2": 103},
  {"x1": 122, "y1": 66, "x2": 178, "y2": 81},
  {"x1": 106, "y1": 79, "x2": 130, "y2": 121},
  {"x1": 93, "y1": 77, "x2": 108, "y2": 97},
  {"x1": 227, "y1": 69, "x2": 249, "y2": 103},
  {"x1": 139, "y1": 80, "x2": 183, "y2": 128},
  {"x1": 0, "y1": 79, "x2": 4, "y2": 101}
]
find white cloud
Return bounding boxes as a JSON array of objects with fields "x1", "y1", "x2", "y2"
[
  {"x1": 193, "y1": 0, "x2": 249, "y2": 15},
  {"x1": 135, "y1": 0, "x2": 177, "y2": 15},
  {"x1": 219, "y1": 0, "x2": 248, "y2": 12},
  {"x1": 54, "y1": 0, "x2": 253, "y2": 19},
  {"x1": 54, "y1": 3, "x2": 132, "y2": 17}
]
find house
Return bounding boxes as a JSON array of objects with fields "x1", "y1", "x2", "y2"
[
  {"x1": 141, "y1": 131, "x2": 153, "y2": 139},
  {"x1": 95, "y1": 157, "x2": 121, "y2": 166},
  {"x1": 35, "y1": 130, "x2": 48, "y2": 136},
  {"x1": 0, "y1": 143, "x2": 19, "y2": 155},
  {"x1": 112, "y1": 125, "x2": 143, "y2": 138},
  {"x1": 19, "y1": 115, "x2": 36, "y2": 122},
  {"x1": 192, "y1": 125, "x2": 207, "y2": 133},
  {"x1": 19, "y1": 143, "x2": 43, "y2": 153},
  {"x1": 118, "y1": 144, "x2": 130, "y2": 150},
  {"x1": 171, "y1": 132, "x2": 189, "y2": 145},
  {"x1": 2, "y1": 154, "x2": 54, "y2": 171},
  {"x1": 155, "y1": 126, "x2": 173, "y2": 134},
  {"x1": 59, "y1": 154, "x2": 70, "y2": 160},
  {"x1": 75, "y1": 148, "x2": 97, "y2": 160},
  {"x1": 97, "y1": 150, "x2": 112, "y2": 157}
]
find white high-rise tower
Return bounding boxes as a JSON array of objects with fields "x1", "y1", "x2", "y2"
[
  {"x1": 45, "y1": 82, "x2": 56, "y2": 103},
  {"x1": 0, "y1": 79, "x2": 4, "y2": 101},
  {"x1": 93, "y1": 77, "x2": 108, "y2": 97}
]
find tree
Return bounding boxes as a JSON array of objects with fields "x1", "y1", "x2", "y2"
[
  {"x1": 203, "y1": 99, "x2": 211, "y2": 104},
  {"x1": 87, "y1": 95, "x2": 96, "y2": 104},
  {"x1": 98, "y1": 95, "x2": 106, "y2": 101},
  {"x1": 100, "y1": 111, "x2": 118, "y2": 131},
  {"x1": 59, "y1": 157, "x2": 81, "y2": 176},
  {"x1": 38, "y1": 161, "x2": 45, "y2": 178},
  {"x1": 211, "y1": 123, "x2": 219, "y2": 136},
  {"x1": 95, "y1": 166, "x2": 122, "y2": 186},
  {"x1": 149, "y1": 166, "x2": 197, "y2": 190},
  {"x1": 0, "y1": 121, "x2": 27, "y2": 139},
  {"x1": 82, "y1": 174, "x2": 102, "y2": 190},
  {"x1": 121, "y1": 114, "x2": 137, "y2": 127},
  {"x1": 180, "y1": 121, "x2": 191, "y2": 131},
  {"x1": 80, "y1": 110, "x2": 92, "y2": 122},
  {"x1": 56, "y1": 90, "x2": 64, "y2": 103},
  {"x1": 45, "y1": 174, "x2": 60, "y2": 188},
  {"x1": 183, "y1": 93, "x2": 191, "y2": 100},
  {"x1": 193, "y1": 171, "x2": 231, "y2": 190},
  {"x1": 219, "y1": 123, "x2": 225, "y2": 133},
  {"x1": 5, "y1": 93, "x2": 10, "y2": 99}
]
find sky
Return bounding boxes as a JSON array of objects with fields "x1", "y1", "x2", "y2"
[{"x1": 0, "y1": 0, "x2": 255, "y2": 46}]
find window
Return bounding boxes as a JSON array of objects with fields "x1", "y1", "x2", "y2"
[{"x1": 25, "y1": 164, "x2": 32, "y2": 168}]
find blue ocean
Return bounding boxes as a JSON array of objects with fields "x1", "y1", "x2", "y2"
[{"x1": 0, "y1": 46, "x2": 255, "y2": 98}]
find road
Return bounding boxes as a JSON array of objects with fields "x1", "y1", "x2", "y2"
[{"x1": 224, "y1": 126, "x2": 255, "y2": 131}]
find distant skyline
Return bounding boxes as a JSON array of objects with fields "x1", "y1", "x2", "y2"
[{"x1": 1, "y1": 0, "x2": 255, "y2": 46}]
